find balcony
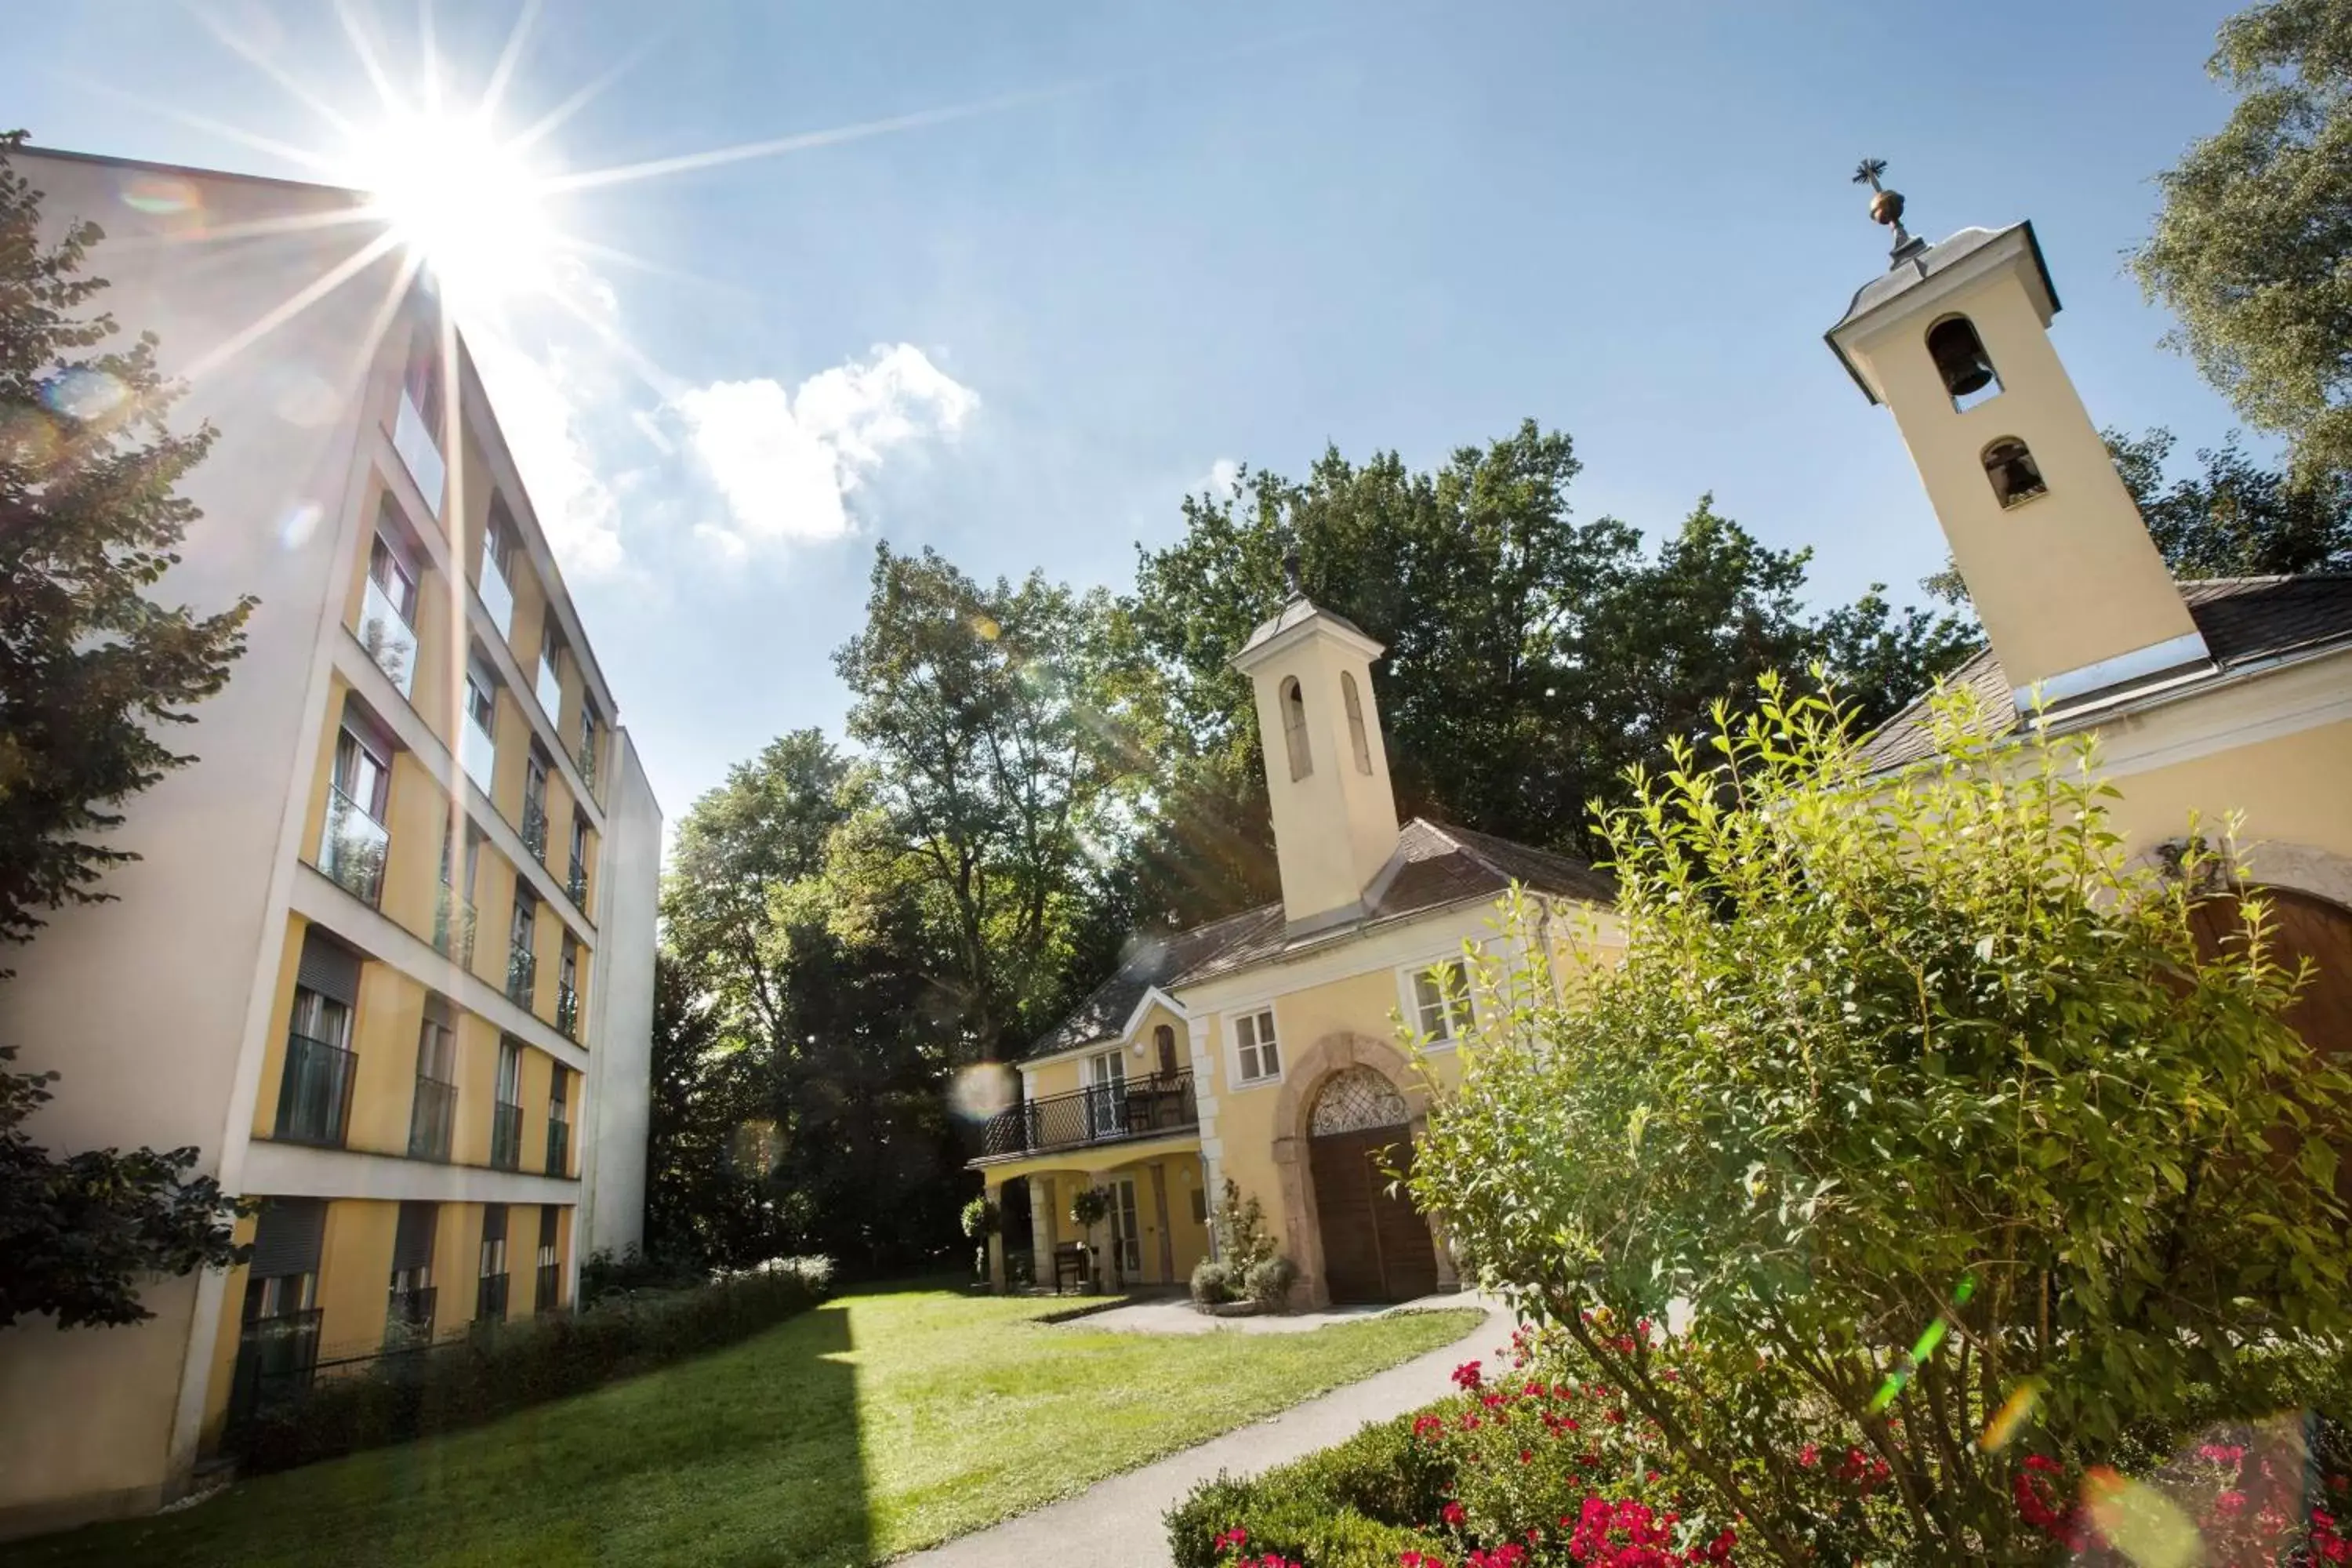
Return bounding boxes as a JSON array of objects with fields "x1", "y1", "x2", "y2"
[
  {"x1": 546, "y1": 1116, "x2": 570, "y2": 1175},
  {"x1": 535, "y1": 1261, "x2": 561, "y2": 1314},
  {"x1": 478, "y1": 553, "x2": 516, "y2": 643},
  {"x1": 461, "y1": 710, "x2": 497, "y2": 797},
  {"x1": 358, "y1": 576, "x2": 419, "y2": 699},
  {"x1": 535, "y1": 657, "x2": 563, "y2": 725},
  {"x1": 506, "y1": 942, "x2": 536, "y2": 1008},
  {"x1": 976, "y1": 1071, "x2": 1199, "y2": 1160},
  {"x1": 391, "y1": 387, "x2": 445, "y2": 520},
  {"x1": 408, "y1": 1075, "x2": 456, "y2": 1161},
  {"x1": 576, "y1": 733, "x2": 597, "y2": 796},
  {"x1": 274, "y1": 1032, "x2": 358, "y2": 1147},
  {"x1": 433, "y1": 890, "x2": 477, "y2": 967},
  {"x1": 318, "y1": 786, "x2": 390, "y2": 906},
  {"x1": 566, "y1": 854, "x2": 588, "y2": 909},
  {"x1": 556, "y1": 982, "x2": 579, "y2": 1041},
  {"x1": 521, "y1": 796, "x2": 550, "y2": 862},
  {"x1": 474, "y1": 1272, "x2": 510, "y2": 1325},
  {"x1": 491, "y1": 1101, "x2": 523, "y2": 1170},
  {"x1": 384, "y1": 1286, "x2": 437, "y2": 1350}
]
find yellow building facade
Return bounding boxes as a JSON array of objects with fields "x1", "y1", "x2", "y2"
[{"x1": 0, "y1": 147, "x2": 663, "y2": 1539}]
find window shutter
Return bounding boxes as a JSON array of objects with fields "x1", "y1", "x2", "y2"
[
  {"x1": 250, "y1": 1198, "x2": 327, "y2": 1279},
  {"x1": 422, "y1": 993, "x2": 454, "y2": 1030},
  {"x1": 296, "y1": 931, "x2": 361, "y2": 1007},
  {"x1": 392, "y1": 1202, "x2": 437, "y2": 1273}
]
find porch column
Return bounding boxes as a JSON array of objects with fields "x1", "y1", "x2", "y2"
[
  {"x1": 1149, "y1": 1162, "x2": 1175, "y2": 1284},
  {"x1": 1030, "y1": 1174, "x2": 1057, "y2": 1289},
  {"x1": 985, "y1": 1177, "x2": 1007, "y2": 1292}
]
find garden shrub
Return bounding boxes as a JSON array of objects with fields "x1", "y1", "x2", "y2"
[
  {"x1": 579, "y1": 1242, "x2": 705, "y2": 1305},
  {"x1": 1210, "y1": 1179, "x2": 1276, "y2": 1272},
  {"x1": 236, "y1": 1255, "x2": 833, "y2": 1473},
  {"x1": 1243, "y1": 1254, "x2": 1297, "y2": 1309},
  {"x1": 1410, "y1": 678, "x2": 2352, "y2": 1563},
  {"x1": 1191, "y1": 1258, "x2": 1237, "y2": 1306}
]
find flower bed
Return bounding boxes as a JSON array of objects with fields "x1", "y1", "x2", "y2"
[{"x1": 1169, "y1": 1323, "x2": 2352, "y2": 1568}]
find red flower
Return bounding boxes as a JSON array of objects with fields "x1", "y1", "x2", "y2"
[
  {"x1": 1441, "y1": 1501, "x2": 1466, "y2": 1527},
  {"x1": 1452, "y1": 1360, "x2": 1485, "y2": 1391},
  {"x1": 1796, "y1": 1443, "x2": 1820, "y2": 1468},
  {"x1": 1212, "y1": 1526, "x2": 1248, "y2": 1554}
]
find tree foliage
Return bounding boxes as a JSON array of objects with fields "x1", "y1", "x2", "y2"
[
  {"x1": 2135, "y1": 0, "x2": 2352, "y2": 479},
  {"x1": 1413, "y1": 680, "x2": 2352, "y2": 1563},
  {"x1": 0, "y1": 132, "x2": 250, "y2": 1325}
]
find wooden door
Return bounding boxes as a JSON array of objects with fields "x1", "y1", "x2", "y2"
[
  {"x1": 1308, "y1": 1127, "x2": 1438, "y2": 1304},
  {"x1": 2190, "y1": 887, "x2": 2352, "y2": 1199}
]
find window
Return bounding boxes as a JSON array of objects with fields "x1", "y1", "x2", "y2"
[
  {"x1": 409, "y1": 1001, "x2": 458, "y2": 1160},
  {"x1": 536, "y1": 628, "x2": 564, "y2": 721},
  {"x1": 280, "y1": 978, "x2": 358, "y2": 1146},
  {"x1": 521, "y1": 752, "x2": 550, "y2": 861},
  {"x1": 332, "y1": 727, "x2": 390, "y2": 818},
  {"x1": 1341, "y1": 671, "x2": 1372, "y2": 775},
  {"x1": 492, "y1": 1039, "x2": 524, "y2": 1170},
  {"x1": 387, "y1": 1201, "x2": 437, "y2": 1348},
  {"x1": 1411, "y1": 959, "x2": 1474, "y2": 1044},
  {"x1": 1087, "y1": 1048, "x2": 1126, "y2": 1138},
  {"x1": 476, "y1": 1204, "x2": 510, "y2": 1324},
  {"x1": 557, "y1": 938, "x2": 580, "y2": 1038},
  {"x1": 1983, "y1": 437, "x2": 2048, "y2": 509},
  {"x1": 1153, "y1": 1023, "x2": 1179, "y2": 1078},
  {"x1": 546, "y1": 1065, "x2": 571, "y2": 1174},
  {"x1": 1190, "y1": 1189, "x2": 1208, "y2": 1225},
  {"x1": 1279, "y1": 677, "x2": 1312, "y2": 781},
  {"x1": 535, "y1": 1206, "x2": 561, "y2": 1314},
  {"x1": 461, "y1": 666, "x2": 498, "y2": 795},
  {"x1": 1926, "y1": 315, "x2": 2001, "y2": 411},
  {"x1": 567, "y1": 812, "x2": 590, "y2": 906},
  {"x1": 233, "y1": 1199, "x2": 325, "y2": 1425},
  {"x1": 403, "y1": 337, "x2": 445, "y2": 431},
  {"x1": 576, "y1": 700, "x2": 599, "y2": 790},
  {"x1": 507, "y1": 887, "x2": 538, "y2": 1007},
  {"x1": 361, "y1": 528, "x2": 421, "y2": 696},
  {"x1": 321, "y1": 724, "x2": 392, "y2": 906},
  {"x1": 1234, "y1": 1007, "x2": 1280, "y2": 1083},
  {"x1": 394, "y1": 336, "x2": 448, "y2": 518},
  {"x1": 478, "y1": 500, "x2": 517, "y2": 638}
]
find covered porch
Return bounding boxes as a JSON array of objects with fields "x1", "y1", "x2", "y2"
[{"x1": 977, "y1": 1137, "x2": 1211, "y2": 1294}]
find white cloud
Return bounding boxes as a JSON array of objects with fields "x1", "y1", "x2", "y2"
[
  {"x1": 673, "y1": 343, "x2": 978, "y2": 554},
  {"x1": 1201, "y1": 457, "x2": 1241, "y2": 500},
  {"x1": 469, "y1": 331, "x2": 626, "y2": 578}
]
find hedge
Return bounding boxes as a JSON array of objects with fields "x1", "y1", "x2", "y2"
[
  {"x1": 236, "y1": 1256, "x2": 833, "y2": 1473},
  {"x1": 1167, "y1": 1408, "x2": 1452, "y2": 1568}
]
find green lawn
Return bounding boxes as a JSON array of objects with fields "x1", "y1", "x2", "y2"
[{"x1": 6, "y1": 1286, "x2": 1480, "y2": 1568}]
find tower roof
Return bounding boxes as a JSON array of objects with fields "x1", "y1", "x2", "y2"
[
  {"x1": 1232, "y1": 593, "x2": 1375, "y2": 662},
  {"x1": 1824, "y1": 221, "x2": 2061, "y2": 403}
]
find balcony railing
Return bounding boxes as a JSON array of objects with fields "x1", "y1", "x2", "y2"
[
  {"x1": 536, "y1": 1261, "x2": 561, "y2": 1314},
  {"x1": 433, "y1": 890, "x2": 477, "y2": 967},
  {"x1": 275, "y1": 1032, "x2": 358, "y2": 1147},
  {"x1": 521, "y1": 796, "x2": 549, "y2": 862},
  {"x1": 474, "y1": 1272, "x2": 510, "y2": 1325},
  {"x1": 977, "y1": 1070, "x2": 1198, "y2": 1160},
  {"x1": 358, "y1": 576, "x2": 419, "y2": 699},
  {"x1": 318, "y1": 785, "x2": 390, "y2": 907},
  {"x1": 556, "y1": 982, "x2": 579, "y2": 1040},
  {"x1": 461, "y1": 711, "x2": 497, "y2": 797},
  {"x1": 506, "y1": 942, "x2": 536, "y2": 1007},
  {"x1": 576, "y1": 734, "x2": 597, "y2": 795},
  {"x1": 478, "y1": 554, "x2": 516, "y2": 642},
  {"x1": 391, "y1": 387, "x2": 445, "y2": 519},
  {"x1": 227, "y1": 1307, "x2": 322, "y2": 1431},
  {"x1": 546, "y1": 1116, "x2": 570, "y2": 1175},
  {"x1": 384, "y1": 1286, "x2": 437, "y2": 1350},
  {"x1": 535, "y1": 659, "x2": 563, "y2": 724},
  {"x1": 491, "y1": 1102, "x2": 523, "y2": 1171},
  {"x1": 408, "y1": 1076, "x2": 457, "y2": 1161},
  {"x1": 567, "y1": 854, "x2": 588, "y2": 909}
]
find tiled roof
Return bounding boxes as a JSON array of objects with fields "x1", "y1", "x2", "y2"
[
  {"x1": 1857, "y1": 575, "x2": 2352, "y2": 772},
  {"x1": 1021, "y1": 819, "x2": 1612, "y2": 1060}
]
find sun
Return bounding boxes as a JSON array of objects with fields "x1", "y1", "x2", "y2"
[{"x1": 343, "y1": 106, "x2": 557, "y2": 314}]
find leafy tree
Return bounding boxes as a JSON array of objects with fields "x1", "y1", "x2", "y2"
[
  {"x1": 833, "y1": 544, "x2": 1153, "y2": 1060},
  {"x1": 0, "y1": 132, "x2": 252, "y2": 1325},
  {"x1": 643, "y1": 952, "x2": 761, "y2": 1269},
  {"x1": 1128, "y1": 423, "x2": 1971, "y2": 919},
  {"x1": 2134, "y1": 0, "x2": 2352, "y2": 479},
  {"x1": 1413, "y1": 680, "x2": 2352, "y2": 1563}
]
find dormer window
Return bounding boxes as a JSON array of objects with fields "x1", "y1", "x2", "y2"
[
  {"x1": 1927, "y1": 316, "x2": 2001, "y2": 411},
  {"x1": 1982, "y1": 437, "x2": 2048, "y2": 509},
  {"x1": 1279, "y1": 677, "x2": 1312, "y2": 781},
  {"x1": 1341, "y1": 672, "x2": 1372, "y2": 775}
]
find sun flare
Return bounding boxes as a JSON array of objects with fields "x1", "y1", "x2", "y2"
[{"x1": 343, "y1": 107, "x2": 556, "y2": 314}]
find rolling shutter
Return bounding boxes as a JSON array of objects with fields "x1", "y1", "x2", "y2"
[
  {"x1": 296, "y1": 930, "x2": 361, "y2": 1007},
  {"x1": 249, "y1": 1199, "x2": 326, "y2": 1279},
  {"x1": 392, "y1": 1203, "x2": 437, "y2": 1274},
  {"x1": 421, "y1": 993, "x2": 454, "y2": 1030}
]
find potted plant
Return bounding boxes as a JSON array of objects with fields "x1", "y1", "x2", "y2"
[{"x1": 1069, "y1": 1185, "x2": 1112, "y2": 1292}]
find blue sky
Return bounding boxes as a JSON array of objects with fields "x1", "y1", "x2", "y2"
[{"x1": 5, "y1": 0, "x2": 2265, "y2": 826}]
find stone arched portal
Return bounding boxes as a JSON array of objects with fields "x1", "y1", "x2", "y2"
[{"x1": 1269, "y1": 1033, "x2": 1454, "y2": 1306}]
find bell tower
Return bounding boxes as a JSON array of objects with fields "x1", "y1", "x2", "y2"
[
  {"x1": 1230, "y1": 554, "x2": 1401, "y2": 931},
  {"x1": 1826, "y1": 161, "x2": 2207, "y2": 706}
]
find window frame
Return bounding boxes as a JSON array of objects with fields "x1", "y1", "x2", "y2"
[
  {"x1": 1229, "y1": 1004, "x2": 1283, "y2": 1087},
  {"x1": 1398, "y1": 956, "x2": 1475, "y2": 1048}
]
